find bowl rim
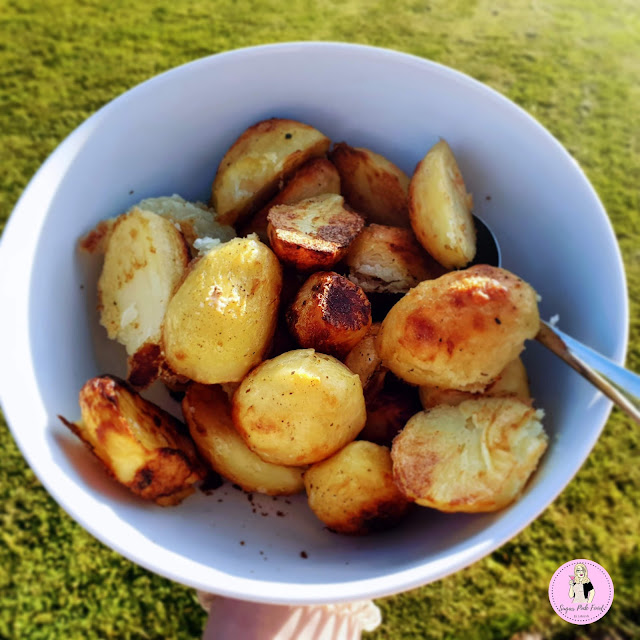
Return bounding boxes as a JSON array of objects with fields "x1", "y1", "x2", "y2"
[{"x1": 0, "y1": 41, "x2": 629, "y2": 604}]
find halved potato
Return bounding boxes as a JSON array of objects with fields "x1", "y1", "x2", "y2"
[
  {"x1": 377, "y1": 265, "x2": 540, "y2": 390},
  {"x1": 240, "y1": 157, "x2": 341, "y2": 241},
  {"x1": 346, "y1": 224, "x2": 447, "y2": 294},
  {"x1": 286, "y1": 271, "x2": 372, "y2": 358},
  {"x1": 98, "y1": 208, "x2": 190, "y2": 388},
  {"x1": 212, "y1": 118, "x2": 330, "y2": 226},
  {"x1": 419, "y1": 357, "x2": 531, "y2": 409},
  {"x1": 409, "y1": 139, "x2": 476, "y2": 268},
  {"x1": 329, "y1": 143, "x2": 410, "y2": 227},
  {"x1": 391, "y1": 398, "x2": 548, "y2": 512},
  {"x1": 163, "y1": 236, "x2": 282, "y2": 384},
  {"x1": 267, "y1": 194, "x2": 364, "y2": 271},
  {"x1": 59, "y1": 376, "x2": 204, "y2": 505},
  {"x1": 232, "y1": 349, "x2": 366, "y2": 466},
  {"x1": 304, "y1": 441, "x2": 411, "y2": 535},
  {"x1": 183, "y1": 384, "x2": 305, "y2": 495}
]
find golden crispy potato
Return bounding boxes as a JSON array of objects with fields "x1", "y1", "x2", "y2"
[
  {"x1": 377, "y1": 265, "x2": 540, "y2": 390},
  {"x1": 346, "y1": 224, "x2": 447, "y2": 294},
  {"x1": 59, "y1": 376, "x2": 204, "y2": 505},
  {"x1": 240, "y1": 157, "x2": 341, "y2": 242},
  {"x1": 329, "y1": 143, "x2": 410, "y2": 227},
  {"x1": 419, "y1": 357, "x2": 531, "y2": 409},
  {"x1": 409, "y1": 139, "x2": 476, "y2": 268},
  {"x1": 98, "y1": 208, "x2": 190, "y2": 388},
  {"x1": 183, "y1": 384, "x2": 305, "y2": 495},
  {"x1": 344, "y1": 323, "x2": 386, "y2": 394},
  {"x1": 232, "y1": 349, "x2": 366, "y2": 466},
  {"x1": 391, "y1": 398, "x2": 547, "y2": 512},
  {"x1": 163, "y1": 236, "x2": 282, "y2": 384},
  {"x1": 267, "y1": 194, "x2": 364, "y2": 271},
  {"x1": 286, "y1": 271, "x2": 372, "y2": 358},
  {"x1": 212, "y1": 118, "x2": 330, "y2": 226},
  {"x1": 304, "y1": 441, "x2": 411, "y2": 534},
  {"x1": 79, "y1": 218, "x2": 116, "y2": 254}
]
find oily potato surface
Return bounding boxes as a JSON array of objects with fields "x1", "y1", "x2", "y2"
[
  {"x1": 60, "y1": 376, "x2": 204, "y2": 505},
  {"x1": 329, "y1": 143, "x2": 410, "y2": 227},
  {"x1": 409, "y1": 139, "x2": 476, "y2": 268},
  {"x1": 287, "y1": 271, "x2": 372, "y2": 358},
  {"x1": 267, "y1": 194, "x2": 364, "y2": 271},
  {"x1": 304, "y1": 441, "x2": 411, "y2": 534},
  {"x1": 344, "y1": 323, "x2": 386, "y2": 394},
  {"x1": 163, "y1": 236, "x2": 282, "y2": 384},
  {"x1": 232, "y1": 349, "x2": 366, "y2": 466},
  {"x1": 419, "y1": 357, "x2": 531, "y2": 409},
  {"x1": 183, "y1": 384, "x2": 305, "y2": 495},
  {"x1": 377, "y1": 265, "x2": 540, "y2": 390},
  {"x1": 212, "y1": 118, "x2": 330, "y2": 226},
  {"x1": 392, "y1": 398, "x2": 547, "y2": 512},
  {"x1": 346, "y1": 224, "x2": 446, "y2": 294}
]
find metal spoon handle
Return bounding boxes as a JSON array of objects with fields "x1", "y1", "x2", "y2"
[{"x1": 536, "y1": 321, "x2": 640, "y2": 425}]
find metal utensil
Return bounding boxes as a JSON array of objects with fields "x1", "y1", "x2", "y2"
[{"x1": 473, "y1": 214, "x2": 640, "y2": 425}]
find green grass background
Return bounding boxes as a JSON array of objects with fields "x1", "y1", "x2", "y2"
[{"x1": 1, "y1": 0, "x2": 639, "y2": 638}]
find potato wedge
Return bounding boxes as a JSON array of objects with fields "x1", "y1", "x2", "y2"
[
  {"x1": 267, "y1": 194, "x2": 364, "y2": 271},
  {"x1": 163, "y1": 236, "x2": 282, "y2": 384},
  {"x1": 344, "y1": 323, "x2": 386, "y2": 394},
  {"x1": 346, "y1": 224, "x2": 447, "y2": 294},
  {"x1": 329, "y1": 143, "x2": 410, "y2": 227},
  {"x1": 59, "y1": 376, "x2": 204, "y2": 505},
  {"x1": 212, "y1": 118, "x2": 330, "y2": 226},
  {"x1": 286, "y1": 271, "x2": 372, "y2": 358},
  {"x1": 377, "y1": 265, "x2": 540, "y2": 390},
  {"x1": 419, "y1": 357, "x2": 531, "y2": 409},
  {"x1": 79, "y1": 218, "x2": 116, "y2": 254},
  {"x1": 409, "y1": 139, "x2": 476, "y2": 268},
  {"x1": 98, "y1": 208, "x2": 190, "y2": 388},
  {"x1": 304, "y1": 441, "x2": 411, "y2": 535},
  {"x1": 391, "y1": 398, "x2": 547, "y2": 512},
  {"x1": 183, "y1": 384, "x2": 305, "y2": 495},
  {"x1": 240, "y1": 157, "x2": 341, "y2": 241},
  {"x1": 232, "y1": 349, "x2": 366, "y2": 466}
]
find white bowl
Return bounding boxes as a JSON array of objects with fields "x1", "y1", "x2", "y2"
[{"x1": 0, "y1": 42, "x2": 627, "y2": 604}]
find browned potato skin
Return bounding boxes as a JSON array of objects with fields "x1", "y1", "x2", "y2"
[
  {"x1": 212, "y1": 118, "x2": 330, "y2": 226},
  {"x1": 267, "y1": 194, "x2": 364, "y2": 271},
  {"x1": 419, "y1": 357, "x2": 531, "y2": 409},
  {"x1": 391, "y1": 398, "x2": 547, "y2": 512},
  {"x1": 346, "y1": 224, "x2": 447, "y2": 294},
  {"x1": 240, "y1": 158, "x2": 341, "y2": 242},
  {"x1": 182, "y1": 384, "x2": 306, "y2": 495},
  {"x1": 377, "y1": 265, "x2": 540, "y2": 390},
  {"x1": 287, "y1": 271, "x2": 372, "y2": 358},
  {"x1": 344, "y1": 323, "x2": 386, "y2": 394},
  {"x1": 329, "y1": 143, "x2": 410, "y2": 227},
  {"x1": 304, "y1": 441, "x2": 412, "y2": 535},
  {"x1": 60, "y1": 376, "x2": 204, "y2": 505}
]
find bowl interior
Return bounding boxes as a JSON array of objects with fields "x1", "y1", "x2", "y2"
[{"x1": 0, "y1": 43, "x2": 627, "y2": 604}]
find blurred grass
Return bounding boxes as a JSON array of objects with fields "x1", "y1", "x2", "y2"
[{"x1": 1, "y1": 0, "x2": 639, "y2": 638}]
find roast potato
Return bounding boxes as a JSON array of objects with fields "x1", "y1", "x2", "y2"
[
  {"x1": 346, "y1": 224, "x2": 447, "y2": 294},
  {"x1": 79, "y1": 218, "x2": 116, "y2": 254},
  {"x1": 232, "y1": 349, "x2": 366, "y2": 466},
  {"x1": 391, "y1": 398, "x2": 548, "y2": 512},
  {"x1": 240, "y1": 157, "x2": 341, "y2": 241},
  {"x1": 377, "y1": 265, "x2": 540, "y2": 390},
  {"x1": 183, "y1": 384, "x2": 305, "y2": 495},
  {"x1": 98, "y1": 208, "x2": 190, "y2": 388},
  {"x1": 267, "y1": 194, "x2": 364, "y2": 271},
  {"x1": 419, "y1": 357, "x2": 531, "y2": 409},
  {"x1": 304, "y1": 441, "x2": 411, "y2": 535},
  {"x1": 212, "y1": 118, "x2": 330, "y2": 226},
  {"x1": 409, "y1": 139, "x2": 476, "y2": 268},
  {"x1": 344, "y1": 323, "x2": 386, "y2": 395},
  {"x1": 163, "y1": 236, "x2": 282, "y2": 384},
  {"x1": 286, "y1": 271, "x2": 372, "y2": 358},
  {"x1": 329, "y1": 143, "x2": 410, "y2": 227},
  {"x1": 59, "y1": 376, "x2": 204, "y2": 505}
]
